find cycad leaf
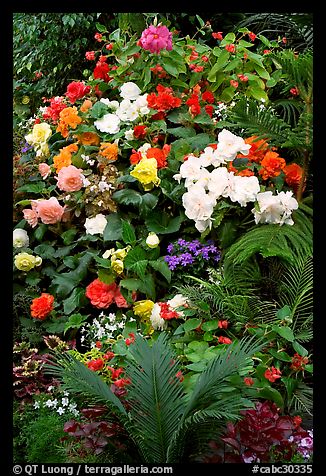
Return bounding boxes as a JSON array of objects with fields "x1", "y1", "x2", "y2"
[
  {"x1": 125, "y1": 333, "x2": 185, "y2": 463},
  {"x1": 44, "y1": 352, "x2": 127, "y2": 415}
]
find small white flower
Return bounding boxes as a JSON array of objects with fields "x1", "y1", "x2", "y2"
[
  {"x1": 146, "y1": 232, "x2": 160, "y2": 249},
  {"x1": 68, "y1": 403, "x2": 77, "y2": 411},
  {"x1": 84, "y1": 214, "x2": 107, "y2": 235},
  {"x1": 124, "y1": 128, "x2": 134, "y2": 140},
  {"x1": 13, "y1": 228, "x2": 29, "y2": 248},
  {"x1": 150, "y1": 303, "x2": 167, "y2": 331},
  {"x1": 56, "y1": 407, "x2": 65, "y2": 415},
  {"x1": 103, "y1": 249, "x2": 115, "y2": 259},
  {"x1": 82, "y1": 177, "x2": 91, "y2": 187},
  {"x1": 47, "y1": 386, "x2": 54, "y2": 392},
  {"x1": 61, "y1": 397, "x2": 69, "y2": 406},
  {"x1": 98, "y1": 181, "x2": 111, "y2": 192},
  {"x1": 33, "y1": 401, "x2": 40, "y2": 409},
  {"x1": 120, "y1": 82, "x2": 141, "y2": 100},
  {"x1": 90, "y1": 185, "x2": 97, "y2": 192},
  {"x1": 95, "y1": 113, "x2": 120, "y2": 134},
  {"x1": 44, "y1": 399, "x2": 54, "y2": 408}
]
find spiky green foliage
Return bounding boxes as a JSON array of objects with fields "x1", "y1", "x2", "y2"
[
  {"x1": 224, "y1": 202, "x2": 312, "y2": 266},
  {"x1": 44, "y1": 354, "x2": 127, "y2": 416},
  {"x1": 124, "y1": 333, "x2": 185, "y2": 463},
  {"x1": 236, "y1": 13, "x2": 313, "y2": 51},
  {"x1": 278, "y1": 254, "x2": 313, "y2": 333},
  {"x1": 45, "y1": 333, "x2": 264, "y2": 463}
]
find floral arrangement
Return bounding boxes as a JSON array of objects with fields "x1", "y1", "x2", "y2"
[{"x1": 13, "y1": 16, "x2": 313, "y2": 465}]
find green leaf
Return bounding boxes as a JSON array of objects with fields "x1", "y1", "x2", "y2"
[
  {"x1": 43, "y1": 317, "x2": 67, "y2": 334},
  {"x1": 193, "y1": 112, "x2": 213, "y2": 126},
  {"x1": 16, "y1": 182, "x2": 46, "y2": 194},
  {"x1": 98, "y1": 269, "x2": 116, "y2": 285},
  {"x1": 208, "y1": 50, "x2": 230, "y2": 82},
  {"x1": 196, "y1": 14, "x2": 205, "y2": 28},
  {"x1": 292, "y1": 341, "x2": 308, "y2": 357},
  {"x1": 248, "y1": 86, "x2": 269, "y2": 102},
  {"x1": 203, "y1": 331, "x2": 214, "y2": 342},
  {"x1": 120, "y1": 278, "x2": 142, "y2": 291},
  {"x1": 50, "y1": 252, "x2": 94, "y2": 298},
  {"x1": 166, "y1": 127, "x2": 196, "y2": 139},
  {"x1": 103, "y1": 214, "x2": 122, "y2": 242},
  {"x1": 90, "y1": 101, "x2": 108, "y2": 119},
  {"x1": 258, "y1": 34, "x2": 271, "y2": 47},
  {"x1": 34, "y1": 244, "x2": 56, "y2": 260},
  {"x1": 61, "y1": 228, "x2": 78, "y2": 245},
  {"x1": 149, "y1": 259, "x2": 171, "y2": 283},
  {"x1": 124, "y1": 247, "x2": 148, "y2": 279},
  {"x1": 161, "y1": 57, "x2": 179, "y2": 77},
  {"x1": 186, "y1": 362, "x2": 207, "y2": 372},
  {"x1": 139, "y1": 193, "x2": 159, "y2": 216},
  {"x1": 63, "y1": 288, "x2": 87, "y2": 315},
  {"x1": 121, "y1": 220, "x2": 136, "y2": 245},
  {"x1": 201, "y1": 320, "x2": 219, "y2": 331},
  {"x1": 220, "y1": 86, "x2": 236, "y2": 103},
  {"x1": 268, "y1": 349, "x2": 292, "y2": 362},
  {"x1": 170, "y1": 138, "x2": 192, "y2": 161},
  {"x1": 64, "y1": 313, "x2": 88, "y2": 333},
  {"x1": 273, "y1": 325, "x2": 295, "y2": 342},
  {"x1": 145, "y1": 212, "x2": 183, "y2": 235},
  {"x1": 138, "y1": 273, "x2": 156, "y2": 301},
  {"x1": 184, "y1": 318, "x2": 202, "y2": 332},
  {"x1": 95, "y1": 22, "x2": 107, "y2": 33},
  {"x1": 258, "y1": 386, "x2": 284, "y2": 408},
  {"x1": 253, "y1": 64, "x2": 270, "y2": 80},
  {"x1": 276, "y1": 305, "x2": 292, "y2": 320},
  {"x1": 112, "y1": 189, "x2": 143, "y2": 206},
  {"x1": 221, "y1": 32, "x2": 236, "y2": 44}
]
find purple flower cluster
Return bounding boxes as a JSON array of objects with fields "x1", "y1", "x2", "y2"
[
  {"x1": 288, "y1": 429, "x2": 313, "y2": 460},
  {"x1": 21, "y1": 142, "x2": 33, "y2": 153},
  {"x1": 164, "y1": 238, "x2": 221, "y2": 271}
]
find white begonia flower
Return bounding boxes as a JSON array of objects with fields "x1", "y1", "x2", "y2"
[
  {"x1": 120, "y1": 82, "x2": 141, "y2": 100},
  {"x1": 216, "y1": 129, "x2": 251, "y2": 161},
  {"x1": 13, "y1": 228, "x2": 29, "y2": 248},
  {"x1": 206, "y1": 167, "x2": 230, "y2": 200},
  {"x1": 252, "y1": 191, "x2": 286, "y2": 225},
  {"x1": 277, "y1": 191, "x2": 299, "y2": 225},
  {"x1": 146, "y1": 232, "x2": 160, "y2": 248},
  {"x1": 138, "y1": 142, "x2": 152, "y2": 158},
  {"x1": 199, "y1": 146, "x2": 226, "y2": 168},
  {"x1": 94, "y1": 113, "x2": 120, "y2": 134},
  {"x1": 84, "y1": 214, "x2": 107, "y2": 235},
  {"x1": 227, "y1": 174, "x2": 260, "y2": 207},
  {"x1": 134, "y1": 94, "x2": 150, "y2": 115},
  {"x1": 182, "y1": 187, "x2": 216, "y2": 222},
  {"x1": 150, "y1": 303, "x2": 167, "y2": 331},
  {"x1": 103, "y1": 249, "x2": 115, "y2": 259},
  {"x1": 194, "y1": 218, "x2": 213, "y2": 233},
  {"x1": 116, "y1": 100, "x2": 139, "y2": 122},
  {"x1": 179, "y1": 155, "x2": 208, "y2": 188},
  {"x1": 167, "y1": 294, "x2": 189, "y2": 317},
  {"x1": 100, "y1": 98, "x2": 119, "y2": 110},
  {"x1": 124, "y1": 129, "x2": 134, "y2": 140},
  {"x1": 173, "y1": 173, "x2": 182, "y2": 184}
]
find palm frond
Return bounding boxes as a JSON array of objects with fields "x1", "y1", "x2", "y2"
[
  {"x1": 278, "y1": 255, "x2": 313, "y2": 330},
  {"x1": 124, "y1": 333, "x2": 185, "y2": 463},
  {"x1": 273, "y1": 99, "x2": 302, "y2": 126},
  {"x1": 44, "y1": 352, "x2": 127, "y2": 415},
  {"x1": 182, "y1": 336, "x2": 265, "y2": 420},
  {"x1": 290, "y1": 382, "x2": 313, "y2": 416}
]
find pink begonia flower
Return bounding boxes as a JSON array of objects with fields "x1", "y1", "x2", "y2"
[
  {"x1": 38, "y1": 163, "x2": 51, "y2": 179},
  {"x1": 139, "y1": 25, "x2": 173, "y2": 54},
  {"x1": 55, "y1": 165, "x2": 84, "y2": 192},
  {"x1": 23, "y1": 209, "x2": 38, "y2": 228},
  {"x1": 33, "y1": 197, "x2": 65, "y2": 225}
]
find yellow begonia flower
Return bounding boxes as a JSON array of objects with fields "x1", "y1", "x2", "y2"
[
  {"x1": 25, "y1": 123, "x2": 52, "y2": 157},
  {"x1": 146, "y1": 232, "x2": 160, "y2": 248},
  {"x1": 133, "y1": 300, "x2": 155, "y2": 320},
  {"x1": 112, "y1": 246, "x2": 131, "y2": 261},
  {"x1": 111, "y1": 259, "x2": 124, "y2": 275},
  {"x1": 130, "y1": 158, "x2": 160, "y2": 191},
  {"x1": 14, "y1": 252, "x2": 42, "y2": 272}
]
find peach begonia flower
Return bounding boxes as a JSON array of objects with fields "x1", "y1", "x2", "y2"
[
  {"x1": 99, "y1": 142, "x2": 118, "y2": 162},
  {"x1": 56, "y1": 165, "x2": 84, "y2": 192},
  {"x1": 33, "y1": 197, "x2": 65, "y2": 225},
  {"x1": 38, "y1": 163, "x2": 51, "y2": 179},
  {"x1": 77, "y1": 131, "x2": 100, "y2": 146},
  {"x1": 23, "y1": 209, "x2": 38, "y2": 228},
  {"x1": 80, "y1": 99, "x2": 93, "y2": 113},
  {"x1": 53, "y1": 143, "x2": 78, "y2": 172}
]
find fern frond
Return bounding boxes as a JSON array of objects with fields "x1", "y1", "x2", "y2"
[
  {"x1": 222, "y1": 98, "x2": 291, "y2": 147},
  {"x1": 44, "y1": 352, "x2": 127, "y2": 415},
  {"x1": 290, "y1": 383, "x2": 313, "y2": 416},
  {"x1": 125, "y1": 333, "x2": 185, "y2": 463},
  {"x1": 225, "y1": 205, "x2": 312, "y2": 266}
]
